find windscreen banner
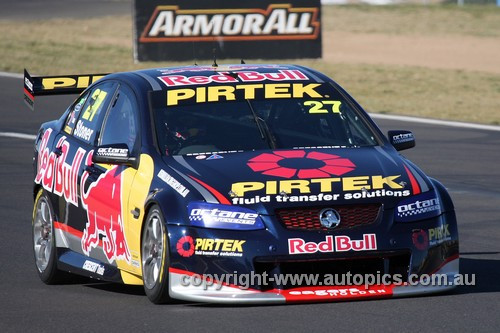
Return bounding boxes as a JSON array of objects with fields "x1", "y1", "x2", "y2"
[{"x1": 133, "y1": 0, "x2": 322, "y2": 61}]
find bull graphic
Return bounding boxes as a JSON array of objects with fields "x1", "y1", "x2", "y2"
[{"x1": 81, "y1": 152, "x2": 131, "y2": 263}]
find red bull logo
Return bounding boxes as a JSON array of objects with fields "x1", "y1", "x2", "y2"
[
  {"x1": 81, "y1": 152, "x2": 131, "y2": 263},
  {"x1": 35, "y1": 129, "x2": 84, "y2": 207}
]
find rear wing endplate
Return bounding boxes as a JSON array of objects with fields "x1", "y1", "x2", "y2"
[{"x1": 24, "y1": 68, "x2": 109, "y2": 110}]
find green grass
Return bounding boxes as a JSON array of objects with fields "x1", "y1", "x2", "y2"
[{"x1": 1, "y1": 5, "x2": 499, "y2": 125}]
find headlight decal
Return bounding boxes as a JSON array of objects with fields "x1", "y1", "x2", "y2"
[
  {"x1": 187, "y1": 202, "x2": 265, "y2": 230},
  {"x1": 395, "y1": 190, "x2": 442, "y2": 222}
]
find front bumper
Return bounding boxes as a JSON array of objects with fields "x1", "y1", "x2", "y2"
[
  {"x1": 168, "y1": 257, "x2": 458, "y2": 304},
  {"x1": 166, "y1": 210, "x2": 459, "y2": 303}
]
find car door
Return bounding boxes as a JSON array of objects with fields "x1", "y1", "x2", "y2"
[
  {"x1": 80, "y1": 81, "x2": 144, "y2": 273},
  {"x1": 54, "y1": 81, "x2": 118, "y2": 264}
]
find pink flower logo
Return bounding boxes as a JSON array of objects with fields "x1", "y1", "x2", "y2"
[{"x1": 247, "y1": 150, "x2": 355, "y2": 179}]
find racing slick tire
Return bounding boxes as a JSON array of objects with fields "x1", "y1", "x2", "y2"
[
  {"x1": 32, "y1": 188, "x2": 69, "y2": 284},
  {"x1": 141, "y1": 205, "x2": 172, "y2": 304}
]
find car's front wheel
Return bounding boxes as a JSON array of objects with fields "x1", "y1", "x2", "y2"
[
  {"x1": 32, "y1": 188, "x2": 68, "y2": 284},
  {"x1": 141, "y1": 205, "x2": 172, "y2": 304}
]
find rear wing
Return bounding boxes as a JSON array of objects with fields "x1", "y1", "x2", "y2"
[{"x1": 24, "y1": 69, "x2": 109, "y2": 110}]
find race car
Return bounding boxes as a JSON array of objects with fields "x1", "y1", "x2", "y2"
[{"x1": 26, "y1": 64, "x2": 458, "y2": 304}]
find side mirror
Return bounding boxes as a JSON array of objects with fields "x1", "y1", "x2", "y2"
[
  {"x1": 388, "y1": 130, "x2": 415, "y2": 151},
  {"x1": 92, "y1": 144, "x2": 138, "y2": 168}
]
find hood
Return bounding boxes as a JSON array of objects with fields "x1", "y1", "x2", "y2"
[{"x1": 163, "y1": 147, "x2": 432, "y2": 215}]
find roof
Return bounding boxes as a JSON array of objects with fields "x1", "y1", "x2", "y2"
[{"x1": 134, "y1": 64, "x2": 328, "y2": 91}]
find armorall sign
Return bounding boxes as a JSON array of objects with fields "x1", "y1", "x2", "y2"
[{"x1": 133, "y1": 0, "x2": 322, "y2": 61}]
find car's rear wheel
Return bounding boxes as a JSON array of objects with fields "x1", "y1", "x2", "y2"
[
  {"x1": 32, "y1": 188, "x2": 68, "y2": 284},
  {"x1": 141, "y1": 205, "x2": 172, "y2": 304}
]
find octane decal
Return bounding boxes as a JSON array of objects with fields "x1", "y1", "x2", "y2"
[
  {"x1": 396, "y1": 191, "x2": 441, "y2": 222},
  {"x1": 140, "y1": 4, "x2": 319, "y2": 42},
  {"x1": 166, "y1": 83, "x2": 322, "y2": 106},
  {"x1": 288, "y1": 234, "x2": 377, "y2": 255},
  {"x1": 80, "y1": 153, "x2": 130, "y2": 263},
  {"x1": 247, "y1": 150, "x2": 355, "y2": 179},
  {"x1": 35, "y1": 129, "x2": 85, "y2": 207},
  {"x1": 392, "y1": 132, "x2": 414, "y2": 144},
  {"x1": 176, "y1": 237, "x2": 246, "y2": 257},
  {"x1": 159, "y1": 70, "x2": 308, "y2": 87},
  {"x1": 187, "y1": 202, "x2": 264, "y2": 230}
]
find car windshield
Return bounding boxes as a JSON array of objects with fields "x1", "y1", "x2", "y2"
[{"x1": 154, "y1": 83, "x2": 379, "y2": 156}]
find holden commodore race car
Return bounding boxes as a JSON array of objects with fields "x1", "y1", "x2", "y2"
[{"x1": 26, "y1": 64, "x2": 458, "y2": 304}]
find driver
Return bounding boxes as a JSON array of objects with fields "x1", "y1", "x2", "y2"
[
  {"x1": 164, "y1": 114, "x2": 208, "y2": 155},
  {"x1": 170, "y1": 115, "x2": 206, "y2": 141}
]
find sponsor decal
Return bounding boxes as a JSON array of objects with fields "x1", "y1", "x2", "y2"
[
  {"x1": 231, "y1": 177, "x2": 409, "y2": 205},
  {"x1": 96, "y1": 147, "x2": 128, "y2": 158},
  {"x1": 158, "y1": 169, "x2": 190, "y2": 197},
  {"x1": 82, "y1": 260, "x2": 105, "y2": 276},
  {"x1": 140, "y1": 4, "x2": 319, "y2": 42},
  {"x1": 73, "y1": 120, "x2": 94, "y2": 141},
  {"x1": 206, "y1": 154, "x2": 223, "y2": 160},
  {"x1": 428, "y1": 224, "x2": 451, "y2": 246},
  {"x1": 286, "y1": 286, "x2": 389, "y2": 299},
  {"x1": 412, "y1": 229, "x2": 429, "y2": 250},
  {"x1": 80, "y1": 154, "x2": 130, "y2": 263},
  {"x1": 24, "y1": 77, "x2": 33, "y2": 92},
  {"x1": 396, "y1": 191, "x2": 441, "y2": 222},
  {"x1": 35, "y1": 129, "x2": 86, "y2": 207},
  {"x1": 186, "y1": 150, "x2": 243, "y2": 157},
  {"x1": 392, "y1": 132, "x2": 414, "y2": 144},
  {"x1": 412, "y1": 224, "x2": 451, "y2": 249},
  {"x1": 230, "y1": 150, "x2": 411, "y2": 204},
  {"x1": 159, "y1": 70, "x2": 308, "y2": 87},
  {"x1": 166, "y1": 83, "x2": 322, "y2": 106},
  {"x1": 288, "y1": 234, "x2": 377, "y2": 255},
  {"x1": 176, "y1": 237, "x2": 246, "y2": 257},
  {"x1": 187, "y1": 202, "x2": 264, "y2": 230},
  {"x1": 74, "y1": 98, "x2": 85, "y2": 113},
  {"x1": 40, "y1": 75, "x2": 106, "y2": 91},
  {"x1": 247, "y1": 150, "x2": 355, "y2": 179},
  {"x1": 177, "y1": 236, "x2": 195, "y2": 258}
]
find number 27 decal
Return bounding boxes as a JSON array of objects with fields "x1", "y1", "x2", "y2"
[{"x1": 304, "y1": 100, "x2": 341, "y2": 114}]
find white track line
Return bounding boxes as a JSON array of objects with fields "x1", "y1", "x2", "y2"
[
  {"x1": 0, "y1": 71, "x2": 23, "y2": 79},
  {"x1": 0, "y1": 132, "x2": 37, "y2": 140},
  {"x1": 369, "y1": 113, "x2": 500, "y2": 132}
]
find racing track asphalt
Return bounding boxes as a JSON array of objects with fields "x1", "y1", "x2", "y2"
[{"x1": 1, "y1": 72, "x2": 499, "y2": 332}]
